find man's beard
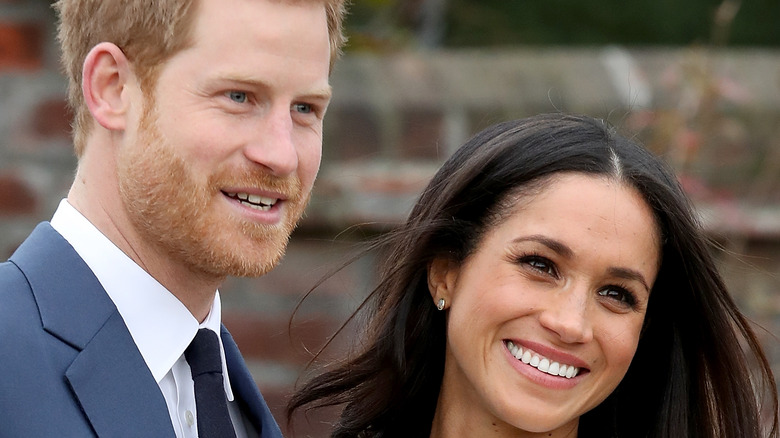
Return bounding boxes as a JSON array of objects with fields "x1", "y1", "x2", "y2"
[{"x1": 116, "y1": 101, "x2": 309, "y2": 279}]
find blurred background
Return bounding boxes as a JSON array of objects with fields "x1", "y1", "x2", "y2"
[{"x1": 0, "y1": 0, "x2": 778, "y2": 435}]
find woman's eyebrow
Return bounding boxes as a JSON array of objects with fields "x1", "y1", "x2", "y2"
[
  {"x1": 608, "y1": 266, "x2": 651, "y2": 293},
  {"x1": 512, "y1": 235, "x2": 573, "y2": 258}
]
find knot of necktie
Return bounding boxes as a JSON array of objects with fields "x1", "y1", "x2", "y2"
[{"x1": 185, "y1": 329, "x2": 222, "y2": 377}]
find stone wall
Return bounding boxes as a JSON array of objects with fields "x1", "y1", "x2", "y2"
[{"x1": 1, "y1": 1, "x2": 779, "y2": 435}]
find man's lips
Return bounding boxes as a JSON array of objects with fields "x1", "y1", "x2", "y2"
[{"x1": 222, "y1": 191, "x2": 280, "y2": 211}]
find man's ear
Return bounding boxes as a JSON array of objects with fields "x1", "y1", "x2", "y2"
[
  {"x1": 427, "y1": 257, "x2": 459, "y2": 307},
  {"x1": 81, "y1": 42, "x2": 134, "y2": 131}
]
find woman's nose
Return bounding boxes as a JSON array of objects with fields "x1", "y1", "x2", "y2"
[{"x1": 538, "y1": 289, "x2": 594, "y2": 344}]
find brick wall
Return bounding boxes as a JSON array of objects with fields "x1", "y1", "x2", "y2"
[{"x1": 1, "y1": 2, "x2": 779, "y2": 436}]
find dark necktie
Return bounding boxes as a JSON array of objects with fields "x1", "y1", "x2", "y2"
[{"x1": 185, "y1": 329, "x2": 237, "y2": 438}]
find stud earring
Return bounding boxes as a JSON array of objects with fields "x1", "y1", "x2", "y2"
[{"x1": 436, "y1": 298, "x2": 446, "y2": 311}]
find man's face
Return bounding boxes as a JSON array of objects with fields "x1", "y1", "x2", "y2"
[{"x1": 117, "y1": 0, "x2": 332, "y2": 278}]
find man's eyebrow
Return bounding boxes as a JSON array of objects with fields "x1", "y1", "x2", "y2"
[
  {"x1": 219, "y1": 75, "x2": 332, "y2": 100},
  {"x1": 302, "y1": 85, "x2": 332, "y2": 101}
]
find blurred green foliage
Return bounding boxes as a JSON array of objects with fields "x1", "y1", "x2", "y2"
[{"x1": 345, "y1": 0, "x2": 779, "y2": 50}]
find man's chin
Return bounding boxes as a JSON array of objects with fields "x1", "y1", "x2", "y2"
[
  {"x1": 197, "y1": 243, "x2": 288, "y2": 279},
  {"x1": 224, "y1": 257, "x2": 282, "y2": 278}
]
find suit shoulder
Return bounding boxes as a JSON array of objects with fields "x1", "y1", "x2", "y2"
[
  {"x1": 0, "y1": 259, "x2": 34, "y2": 303},
  {"x1": 0, "y1": 259, "x2": 41, "y2": 336}
]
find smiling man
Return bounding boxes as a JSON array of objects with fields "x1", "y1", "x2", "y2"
[{"x1": 0, "y1": 0, "x2": 347, "y2": 436}]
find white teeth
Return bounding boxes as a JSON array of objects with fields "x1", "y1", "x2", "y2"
[
  {"x1": 243, "y1": 202, "x2": 271, "y2": 211},
  {"x1": 226, "y1": 192, "x2": 278, "y2": 211},
  {"x1": 247, "y1": 194, "x2": 276, "y2": 205},
  {"x1": 508, "y1": 342, "x2": 520, "y2": 357},
  {"x1": 505, "y1": 341, "x2": 580, "y2": 379}
]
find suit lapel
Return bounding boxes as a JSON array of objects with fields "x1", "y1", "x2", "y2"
[
  {"x1": 11, "y1": 223, "x2": 175, "y2": 437},
  {"x1": 222, "y1": 326, "x2": 283, "y2": 438},
  {"x1": 66, "y1": 311, "x2": 175, "y2": 437}
]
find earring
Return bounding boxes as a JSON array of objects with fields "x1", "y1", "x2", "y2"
[{"x1": 436, "y1": 298, "x2": 446, "y2": 311}]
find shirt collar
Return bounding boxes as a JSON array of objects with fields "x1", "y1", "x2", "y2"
[{"x1": 50, "y1": 199, "x2": 235, "y2": 401}]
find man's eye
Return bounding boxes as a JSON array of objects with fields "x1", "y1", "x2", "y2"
[
  {"x1": 227, "y1": 91, "x2": 248, "y2": 103},
  {"x1": 293, "y1": 103, "x2": 313, "y2": 114}
]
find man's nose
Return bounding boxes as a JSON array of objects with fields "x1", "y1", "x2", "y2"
[{"x1": 243, "y1": 106, "x2": 298, "y2": 176}]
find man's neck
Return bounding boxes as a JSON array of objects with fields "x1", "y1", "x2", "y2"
[{"x1": 67, "y1": 177, "x2": 222, "y2": 322}]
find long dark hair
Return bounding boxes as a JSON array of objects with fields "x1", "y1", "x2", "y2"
[{"x1": 288, "y1": 113, "x2": 778, "y2": 438}]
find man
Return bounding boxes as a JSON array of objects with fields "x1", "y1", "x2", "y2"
[{"x1": 0, "y1": 0, "x2": 346, "y2": 436}]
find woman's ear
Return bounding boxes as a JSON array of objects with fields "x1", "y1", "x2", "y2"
[
  {"x1": 81, "y1": 42, "x2": 135, "y2": 131},
  {"x1": 427, "y1": 257, "x2": 459, "y2": 308}
]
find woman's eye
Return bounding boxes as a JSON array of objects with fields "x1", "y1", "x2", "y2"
[
  {"x1": 520, "y1": 256, "x2": 557, "y2": 277},
  {"x1": 226, "y1": 91, "x2": 248, "y2": 103},
  {"x1": 598, "y1": 287, "x2": 636, "y2": 307}
]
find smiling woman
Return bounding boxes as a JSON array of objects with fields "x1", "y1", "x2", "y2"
[
  {"x1": 425, "y1": 172, "x2": 661, "y2": 436},
  {"x1": 287, "y1": 113, "x2": 779, "y2": 438}
]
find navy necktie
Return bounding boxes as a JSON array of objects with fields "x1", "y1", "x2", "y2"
[{"x1": 185, "y1": 329, "x2": 237, "y2": 438}]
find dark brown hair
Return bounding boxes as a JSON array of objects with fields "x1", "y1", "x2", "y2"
[{"x1": 288, "y1": 113, "x2": 778, "y2": 438}]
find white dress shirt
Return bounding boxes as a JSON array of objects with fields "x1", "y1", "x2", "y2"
[{"x1": 50, "y1": 199, "x2": 255, "y2": 438}]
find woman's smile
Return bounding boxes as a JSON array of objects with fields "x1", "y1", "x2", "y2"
[{"x1": 504, "y1": 340, "x2": 583, "y2": 379}]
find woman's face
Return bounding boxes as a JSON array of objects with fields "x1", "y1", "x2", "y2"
[{"x1": 429, "y1": 173, "x2": 661, "y2": 437}]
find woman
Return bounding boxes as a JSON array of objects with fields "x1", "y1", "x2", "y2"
[{"x1": 288, "y1": 113, "x2": 778, "y2": 437}]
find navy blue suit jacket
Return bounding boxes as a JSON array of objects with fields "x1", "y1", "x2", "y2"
[{"x1": 0, "y1": 223, "x2": 283, "y2": 437}]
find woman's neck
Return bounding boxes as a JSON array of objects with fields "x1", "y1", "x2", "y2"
[{"x1": 428, "y1": 387, "x2": 579, "y2": 438}]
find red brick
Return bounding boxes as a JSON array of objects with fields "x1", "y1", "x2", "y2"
[
  {"x1": 222, "y1": 240, "x2": 369, "y2": 297},
  {"x1": 0, "y1": 173, "x2": 38, "y2": 216},
  {"x1": 223, "y1": 311, "x2": 343, "y2": 364},
  {"x1": 32, "y1": 98, "x2": 72, "y2": 139},
  {"x1": 0, "y1": 21, "x2": 43, "y2": 70},
  {"x1": 327, "y1": 106, "x2": 382, "y2": 161},
  {"x1": 400, "y1": 108, "x2": 444, "y2": 159}
]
